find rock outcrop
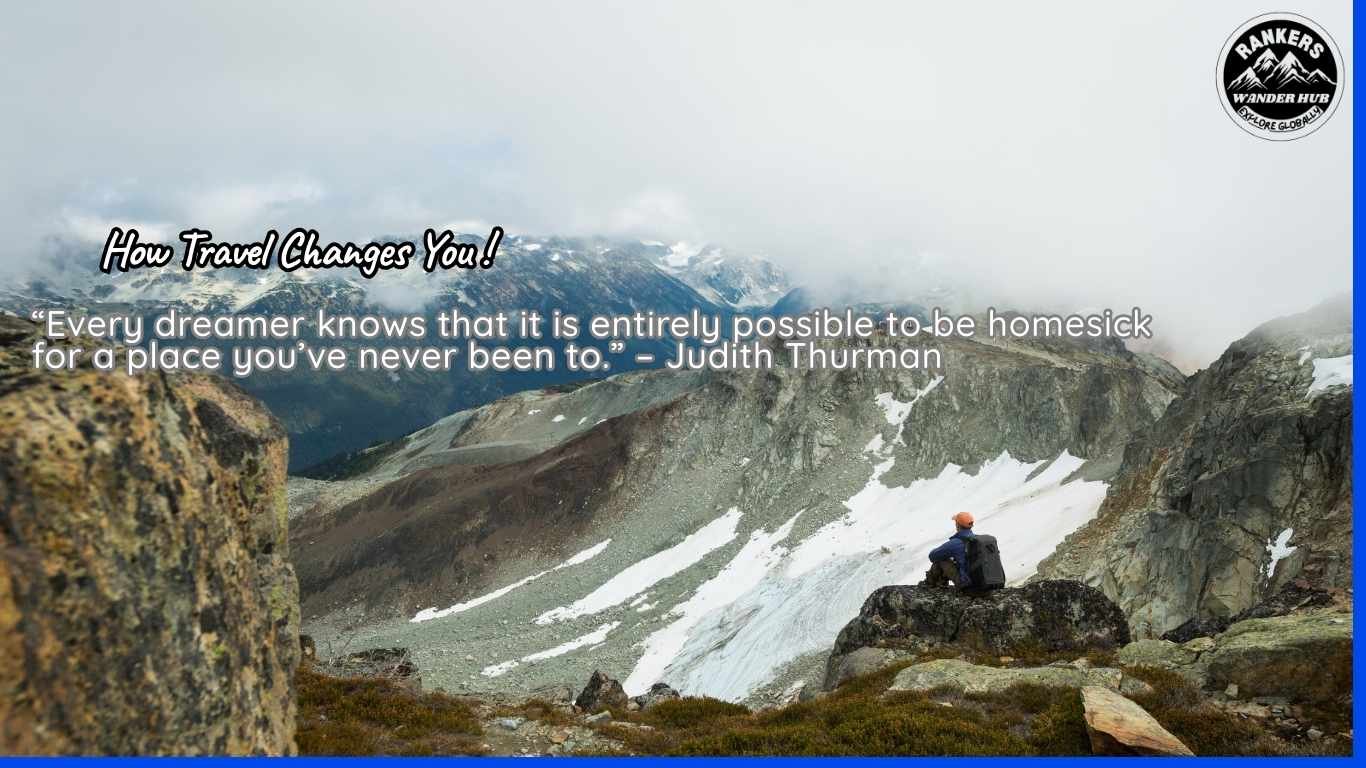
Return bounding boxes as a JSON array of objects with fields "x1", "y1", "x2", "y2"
[
  {"x1": 1118, "y1": 609, "x2": 1351, "y2": 707},
  {"x1": 1039, "y1": 299, "x2": 1352, "y2": 636},
  {"x1": 632, "y1": 682, "x2": 681, "y2": 710},
  {"x1": 575, "y1": 670, "x2": 629, "y2": 713},
  {"x1": 1080, "y1": 685, "x2": 1194, "y2": 756},
  {"x1": 1160, "y1": 579, "x2": 1343, "y2": 643},
  {"x1": 887, "y1": 659, "x2": 1126, "y2": 695},
  {"x1": 323, "y1": 647, "x2": 421, "y2": 692},
  {"x1": 826, "y1": 581, "x2": 1129, "y2": 688},
  {"x1": 1200, "y1": 611, "x2": 1352, "y2": 705},
  {"x1": 0, "y1": 317, "x2": 299, "y2": 754}
]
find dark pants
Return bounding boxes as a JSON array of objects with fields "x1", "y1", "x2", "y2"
[{"x1": 923, "y1": 560, "x2": 961, "y2": 588}]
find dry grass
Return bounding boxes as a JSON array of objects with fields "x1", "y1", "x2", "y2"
[
  {"x1": 594, "y1": 662, "x2": 1091, "y2": 756},
  {"x1": 496, "y1": 697, "x2": 579, "y2": 728},
  {"x1": 587, "y1": 660, "x2": 1348, "y2": 756},
  {"x1": 292, "y1": 655, "x2": 1348, "y2": 756},
  {"x1": 295, "y1": 663, "x2": 484, "y2": 755},
  {"x1": 1123, "y1": 665, "x2": 1351, "y2": 757}
]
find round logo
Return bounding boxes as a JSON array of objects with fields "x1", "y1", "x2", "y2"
[{"x1": 1217, "y1": 13, "x2": 1342, "y2": 140}]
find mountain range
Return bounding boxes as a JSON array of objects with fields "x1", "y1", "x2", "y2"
[
  {"x1": 1229, "y1": 49, "x2": 1336, "y2": 92},
  {"x1": 3, "y1": 234, "x2": 791, "y2": 469}
]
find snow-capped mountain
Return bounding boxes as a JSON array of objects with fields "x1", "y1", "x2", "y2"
[
  {"x1": 1231, "y1": 50, "x2": 1335, "y2": 92},
  {"x1": 3, "y1": 233, "x2": 789, "y2": 468},
  {"x1": 1304, "y1": 68, "x2": 1337, "y2": 86},
  {"x1": 11, "y1": 233, "x2": 789, "y2": 316},
  {"x1": 1228, "y1": 68, "x2": 1267, "y2": 92},
  {"x1": 1266, "y1": 51, "x2": 1312, "y2": 89},
  {"x1": 1252, "y1": 48, "x2": 1281, "y2": 78},
  {"x1": 643, "y1": 241, "x2": 791, "y2": 310}
]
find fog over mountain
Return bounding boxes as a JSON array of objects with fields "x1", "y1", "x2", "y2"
[{"x1": 0, "y1": 1, "x2": 1351, "y2": 365}]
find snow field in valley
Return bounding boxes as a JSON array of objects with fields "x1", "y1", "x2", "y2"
[
  {"x1": 624, "y1": 447, "x2": 1107, "y2": 700},
  {"x1": 411, "y1": 539, "x2": 611, "y2": 623},
  {"x1": 401, "y1": 384, "x2": 1110, "y2": 702}
]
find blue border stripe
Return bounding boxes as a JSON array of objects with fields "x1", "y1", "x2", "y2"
[{"x1": 1352, "y1": 0, "x2": 1362, "y2": 758}]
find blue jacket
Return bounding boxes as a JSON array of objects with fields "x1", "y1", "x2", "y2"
[{"x1": 928, "y1": 528, "x2": 974, "y2": 586}]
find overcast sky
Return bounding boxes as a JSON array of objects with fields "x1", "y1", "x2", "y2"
[{"x1": 0, "y1": 1, "x2": 1352, "y2": 364}]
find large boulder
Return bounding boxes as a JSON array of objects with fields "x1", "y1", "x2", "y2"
[
  {"x1": 575, "y1": 670, "x2": 629, "y2": 713},
  {"x1": 631, "y1": 682, "x2": 681, "y2": 710},
  {"x1": 0, "y1": 317, "x2": 299, "y2": 754},
  {"x1": 826, "y1": 580, "x2": 1129, "y2": 687},
  {"x1": 1081, "y1": 685, "x2": 1193, "y2": 756},
  {"x1": 1116, "y1": 638, "x2": 1209, "y2": 684},
  {"x1": 1118, "y1": 609, "x2": 1351, "y2": 707},
  {"x1": 887, "y1": 659, "x2": 1124, "y2": 695},
  {"x1": 1200, "y1": 611, "x2": 1352, "y2": 704},
  {"x1": 825, "y1": 647, "x2": 920, "y2": 690}
]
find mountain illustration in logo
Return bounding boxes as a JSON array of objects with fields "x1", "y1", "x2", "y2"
[{"x1": 1228, "y1": 50, "x2": 1336, "y2": 92}]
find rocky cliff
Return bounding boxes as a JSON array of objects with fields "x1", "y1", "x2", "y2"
[
  {"x1": 1038, "y1": 298, "x2": 1352, "y2": 637},
  {"x1": 0, "y1": 316, "x2": 299, "y2": 754}
]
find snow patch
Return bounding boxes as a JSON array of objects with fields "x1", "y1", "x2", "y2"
[
  {"x1": 552, "y1": 414, "x2": 566, "y2": 423},
  {"x1": 481, "y1": 660, "x2": 519, "y2": 678},
  {"x1": 523, "y1": 622, "x2": 621, "y2": 664},
  {"x1": 1265, "y1": 528, "x2": 1296, "y2": 579},
  {"x1": 625, "y1": 512, "x2": 801, "y2": 695},
  {"x1": 873, "y1": 378, "x2": 943, "y2": 447},
  {"x1": 527, "y1": 409, "x2": 543, "y2": 415},
  {"x1": 665, "y1": 241, "x2": 702, "y2": 268},
  {"x1": 535, "y1": 508, "x2": 743, "y2": 625},
  {"x1": 411, "y1": 539, "x2": 611, "y2": 622},
  {"x1": 873, "y1": 392, "x2": 912, "y2": 425},
  {"x1": 651, "y1": 450, "x2": 1106, "y2": 701},
  {"x1": 1307, "y1": 355, "x2": 1352, "y2": 398}
]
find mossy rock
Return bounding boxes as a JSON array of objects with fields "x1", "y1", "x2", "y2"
[{"x1": 1200, "y1": 610, "x2": 1351, "y2": 704}]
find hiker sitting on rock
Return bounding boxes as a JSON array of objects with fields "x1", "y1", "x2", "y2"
[{"x1": 924, "y1": 511, "x2": 1005, "y2": 590}]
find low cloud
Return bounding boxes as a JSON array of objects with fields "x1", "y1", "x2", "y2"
[
  {"x1": 0, "y1": 1, "x2": 1351, "y2": 364},
  {"x1": 182, "y1": 179, "x2": 325, "y2": 237},
  {"x1": 60, "y1": 211, "x2": 174, "y2": 245}
]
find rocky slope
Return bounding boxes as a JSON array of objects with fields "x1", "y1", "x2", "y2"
[
  {"x1": 0, "y1": 316, "x2": 299, "y2": 754},
  {"x1": 1037, "y1": 298, "x2": 1352, "y2": 637},
  {"x1": 291, "y1": 330, "x2": 1180, "y2": 704}
]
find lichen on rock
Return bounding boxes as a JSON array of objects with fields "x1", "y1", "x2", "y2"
[
  {"x1": 825, "y1": 580, "x2": 1130, "y2": 689},
  {"x1": 0, "y1": 316, "x2": 300, "y2": 754}
]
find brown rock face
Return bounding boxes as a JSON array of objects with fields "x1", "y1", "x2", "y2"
[
  {"x1": 0, "y1": 317, "x2": 300, "y2": 754},
  {"x1": 1081, "y1": 686, "x2": 1193, "y2": 756}
]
